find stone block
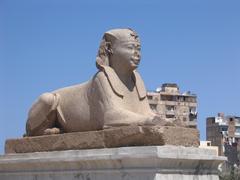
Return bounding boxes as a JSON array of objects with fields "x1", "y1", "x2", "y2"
[
  {"x1": 5, "y1": 126, "x2": 199, "y2": 153},
  {"x1": 0, "y1": 146, "x2": 226, "y2": 180}
]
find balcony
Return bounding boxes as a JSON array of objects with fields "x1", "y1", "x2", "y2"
[
  {"x1": 235, "y1": 132, "x2": 240, "y2": 137},
  {"x1": 165, "y1": 110, "x2": 175, "y2": 116}
]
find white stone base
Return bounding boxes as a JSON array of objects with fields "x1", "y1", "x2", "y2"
[{"x1": 0, "y1": 146, "x2": 226, "y2": 180}]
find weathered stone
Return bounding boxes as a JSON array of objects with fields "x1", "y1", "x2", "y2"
[
  {"x1": 25, "y1": 28, "x2": 166, "y2": 137},
  {"x1": 5, "y1": 126, "x2": 199, "y2": 153},
  {"x1": 0, "y1": 146, "x2": 226, "y2": 180}
]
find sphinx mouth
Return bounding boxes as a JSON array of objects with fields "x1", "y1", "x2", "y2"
[{"x1": 131, "y1": 57, "x2": 140, "y2": 65}]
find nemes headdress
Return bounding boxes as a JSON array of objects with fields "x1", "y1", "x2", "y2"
[{"x1": 95, "y1": 28, "x2": 146, "y2": 99}]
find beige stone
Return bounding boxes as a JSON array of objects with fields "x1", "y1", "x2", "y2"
[
  {"x1": 25, "y1": 28, "x2": 165, "y2": 136},
  {"x1": 0, "y1": 146, "x2": 226, "y2": 180},
  {"x1": 5, "y1": 126, "x2": 199, "y2": 153}
]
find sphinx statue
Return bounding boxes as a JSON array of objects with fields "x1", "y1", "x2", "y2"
[{"x1": 26, "y1": 28, "x2": 164, "y2": 136}]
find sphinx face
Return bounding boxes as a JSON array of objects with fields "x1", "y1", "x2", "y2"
[{"x1": 111, "y1": 40, "x2": 141, "y2": 71}]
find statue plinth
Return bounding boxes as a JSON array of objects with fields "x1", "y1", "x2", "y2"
[
  {"x1": 0, "y1": 146, "x2": 226, "y2": 180},
  {"x1": 5, "y1": 126, "x2": 199, "y2": 154}
]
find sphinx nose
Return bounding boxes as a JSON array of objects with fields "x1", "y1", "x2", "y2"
[{"x1": 134, "y1": 50, "x2": 141, "y2": 58}]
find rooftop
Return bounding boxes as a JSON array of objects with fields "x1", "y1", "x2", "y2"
[{"x1": 147, "y1": 83, "x2": 197, "y2": 97}]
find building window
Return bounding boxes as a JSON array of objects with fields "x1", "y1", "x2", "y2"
[
  {"x1": 161, "y1": 95, "x2": 175, "y2": 101},
  {"x1": 221, "y1": 126, "x2": 228, "y2": 132},
  {"x1": 148, "y1": 95, "x2": 153, "y2": 100},
  {"x1": 166, "y1": 114, "x2": 175, "y2": 118},
  {"x1": 166, "y1": 105, "x2": 175, "y2": 111},
  {"x1": 236, "y1": 127, "x2": 240, "y2": 134},
  {"x1": 189, "y1": 107, "x2": 196, "y2": 113},
  {"x1": 187, "y1": 97, "x2": 196, "y2": 103},
  {"x1": 178, "y1": 96, "x2": 184, "y2": 102},
  {"x1": 150, "y1": 104, "x2": 157, "y2": 110}
]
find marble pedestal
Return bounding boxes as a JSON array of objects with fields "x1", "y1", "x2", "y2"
[{"x1": 0, "y1": 146, "x2": 226, "y2": 180}]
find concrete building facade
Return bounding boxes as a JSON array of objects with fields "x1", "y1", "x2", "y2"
[
  {"x1": 147, "y1": 83, "x2": 197, "y2": 128},
  {"x1": 206, "y1": 113, "x2": 240, "y2": 166},
  {"x1": 199, "y1": 141, "x2": 219, "y2": 155}
]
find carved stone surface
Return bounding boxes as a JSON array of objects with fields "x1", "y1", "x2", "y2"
[
  {"x1": 5, "y1": 126, "x2": 199, "y2": 154},
  {"x1": 25, "y1": 28, "x2": 168, "y2": 137},
  {"x1": 0, "y1": 146, "x2": 226, "y2": 180}
]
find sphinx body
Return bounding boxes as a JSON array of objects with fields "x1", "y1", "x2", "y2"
[
  {"x1": 26, "y1": 28, "x2": 159, "y2": 136},
  {"x1": 26, "y1": 64, "x2": 155, "y2": 136}
]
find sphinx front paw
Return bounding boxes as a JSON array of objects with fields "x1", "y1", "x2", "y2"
[{"x1": 43, "y1": 127, "x2": 60, "y2": 135}]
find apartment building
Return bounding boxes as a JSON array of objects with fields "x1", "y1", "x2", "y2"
[
  {"x1": 147, "y1": 83, "x2": 197, "y2": 128},
  {"x1": 206, "y1": 113, "x2": 240, "y2": 166}
]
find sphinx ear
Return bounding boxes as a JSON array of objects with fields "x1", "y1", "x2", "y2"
[
  {"x1": 96, "y1": 33, "x2": 116, "y2": 70},
  {"x1": 104, "y1": 32, "x2": 116, "y2": 52},
  {"x1": 104, "y1": 42, "x2": 112, "y2": 54},
  {"x1": 96, "y1": 57, "x2": 107, "y2": 70}
]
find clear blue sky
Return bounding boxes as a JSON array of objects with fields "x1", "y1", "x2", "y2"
[{"x1": 0, "y1": 0, "x2": 239, "y2": 154}]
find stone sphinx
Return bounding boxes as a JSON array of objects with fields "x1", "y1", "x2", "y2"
[{"x1": 26, "y1": 28, "x2": 163, "y2": 136}]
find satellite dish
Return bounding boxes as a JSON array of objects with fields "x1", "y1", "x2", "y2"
[{"x1": 156, "y1": 87, "x2": 161, "y2": 92}]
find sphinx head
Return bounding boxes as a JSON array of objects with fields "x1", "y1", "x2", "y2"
[{"x1": 96, "y1": 28, "x2": 141, "y2": 72}]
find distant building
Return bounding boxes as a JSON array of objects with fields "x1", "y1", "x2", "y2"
[
  {"x1": 206, "y1": 113, "x2": 240, "y2": 166},
  {"x1": 147, "y1": 83, "x2": 197, "y2": 128},
  {"x1": 199, "y1": 141, "x2": 218, "y2": 155}
]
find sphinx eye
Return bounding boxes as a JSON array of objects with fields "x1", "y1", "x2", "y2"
[{"x1": 127, "y1": 45, "x2": 134, "y2": 49}]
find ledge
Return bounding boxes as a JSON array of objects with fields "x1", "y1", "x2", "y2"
[
  {"x1": 5, "y1": 126, "x2": 199, "y2": 154},
  {"x1": 0, "y1": 146, "x2": 225, "y2": 173}
]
